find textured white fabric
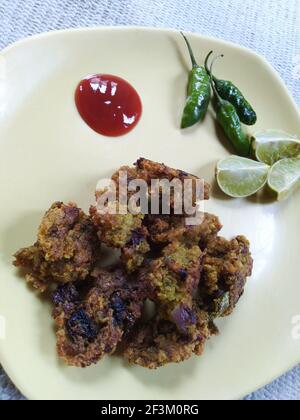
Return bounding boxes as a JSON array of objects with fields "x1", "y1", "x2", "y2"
[{"x1": 0, "y1": 0, "x2": 299, "y2": 401}]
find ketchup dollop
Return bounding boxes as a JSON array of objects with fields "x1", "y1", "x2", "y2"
[{"x1": 75, "y1": 74, "x2": 142, "y2": 137}]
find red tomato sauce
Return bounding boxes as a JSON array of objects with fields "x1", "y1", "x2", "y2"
[{"x1": 75, "y1": 74, "x2": 142, "y2": 137}]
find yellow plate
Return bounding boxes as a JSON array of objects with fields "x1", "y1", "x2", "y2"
[{"x1": 0, "y1": 27, "x2": 299, "y2": 400}]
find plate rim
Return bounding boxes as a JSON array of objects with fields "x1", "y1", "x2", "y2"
[
  {"x1": 1, "y1": 25, "x2": 299, "y2": 400},
  {"x1": 1, "y1": 25, "x2": 299, "y2": 117}
]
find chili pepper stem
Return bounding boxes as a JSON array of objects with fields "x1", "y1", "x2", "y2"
[
  {"x1": 180, "y1": 32, "x2": 198, "y2": 68},
  {"x1": 209, "y1": 55, "x2": 225, "y2": 104},
  {"x1": 204, "y1": 50, "x2": 214, "y2": 74},
  {"x1": 205, "y1": 51, "x2": 223, "y2": 86}
]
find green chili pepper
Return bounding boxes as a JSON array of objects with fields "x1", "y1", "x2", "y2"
[
  {"x1": 210, "y1": 56, "x2": 250, "y2": 157},
  {"x1": 180, "y1": 33, "x2": 211, "y2": 129},
  {"x1": 205, "y1": 51, "x2": 257, "y2": 126}
]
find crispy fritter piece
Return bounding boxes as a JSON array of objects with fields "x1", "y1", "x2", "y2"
[
  {"x1": 139, "y1": 241, "x2": 203, "y2": 308},
  {"x1": 13, "y1": 245, "x2": 50, "y2": 292},
  {"x1": 123, "y1": 308, "x2": 211, "y2": 369},
  {"x1": 111, "y1": 158, "x2": 210, "y2": 208},
  {"x1": 90, "y1": 202, "x2": 150, "y2": 272},
  {"x1": 199, "y1": 235, "x2": 253, "y2": 317},
  {"x1": 14, "y1": 202, "x2": 99, "y2": 291},
  {"x1": 145, "y1": 212, "x2": 222, "y2": 248},
  {"x1": 120, "y1": 226, "x2": 151, "y2": 272},
  {"x1": 52, "y1": 268, "x2": 145, "y2": 367},
  {"x1": 90, "y1": 158, "x2": 210, "y2": 272},
  {"x1": 90, "y1": 201, "x2": 145, "y2": 248}
]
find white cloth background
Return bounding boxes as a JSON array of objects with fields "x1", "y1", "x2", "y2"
[{"x1": 0, "y1": 0, "x2": 299, "y2": 400}]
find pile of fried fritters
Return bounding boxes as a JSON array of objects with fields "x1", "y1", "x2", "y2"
[{"x1": 14, "y1": 158, "x2": 253, "y2": 369}]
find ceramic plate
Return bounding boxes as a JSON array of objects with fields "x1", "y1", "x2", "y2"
[{"x1": 0, "y1": 27, "x2": 299, "y2": 400}]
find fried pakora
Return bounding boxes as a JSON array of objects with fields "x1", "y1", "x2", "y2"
[
  {"x1": 14, "y1": 202, "x2": 99, "y2": 291},
  {"x1": 111, "y1": 158, "x2": 210, "y2": 206},
  {"x1": 123, "y1": 307, "x2": 212, "y2": 369},
  {"x1": 139, "y1": 241, "x2": 203, "y2": 308},
  {"x1": 198, "y1": 235, "x2": 253, "y2": 317},
  {"x1": 145, "y1": 212, "x2": 222, "y2": 248},
  {"x1": 52, "y1": 267, "x2": 145, "y2": 367},
  {"x1": 90, "y1": 159, "x2": 211, "y2": 273},
  {"x1": 13, "y1": 158, "x2": 254, "y2": 370}
]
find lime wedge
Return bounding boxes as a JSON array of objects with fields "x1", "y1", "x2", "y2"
[
  {"x1": 252, "y1": 129, "x2": 300, "y2": 165},
  {"x1": 216, "y1": 156, "x2": 269, "y2": 198},
  {"x1": 267, "y1": 158, "x2": 300, "y2": 201}
]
